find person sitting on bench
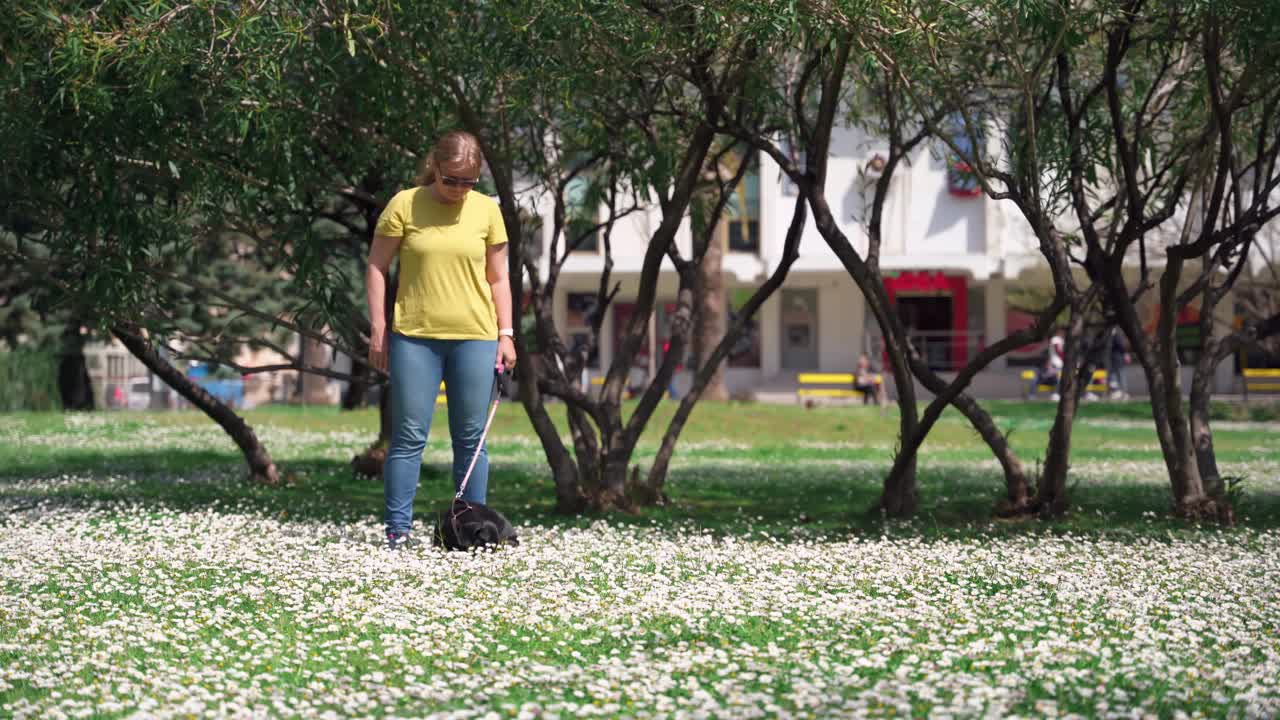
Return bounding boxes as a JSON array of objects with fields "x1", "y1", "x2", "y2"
[
  {"x1": 854, "y1": 353, "x2": 888, "y2": 408},
  {"x1": 1032, "y1": 327, "x2": 1065, "y2": 400}
]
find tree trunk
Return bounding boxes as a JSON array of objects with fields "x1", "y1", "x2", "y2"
[
  {"x1": 1189, "y1": 355, "x2": 1223, "y2": 501},
  {"x1": 881, "y1": 450, "x2": 919, "y2": 517},
  {"x1": 1101, "y1": 259, "x2": 1222, "y2": 521},
  {"x1": 1037, "y1": 312, "x2": 1085, "y2": 518},
  {"x1": 1158, "y1": 368, "x2": 1212, "y2": 517},
  {"x1": 877, "y1": 328, "x2": 920, "y2": 517},
  {"x1": 951, "y1": 393, "x2": 1032, "y2": 513},
  {"x1": 113, "y1": 324, "x2": 280, "y2": 486},
  {"x1": 566, "y1": 402, "x2": 602, "y2": 490},
  {"x1": 520, "y1": 356, "x2": 588, "y2": 514},
  {"x1": 342, "y1": 341, "x2": 368, "y2": 410},
  {"x1": 693, "y1": 230, "x2": 728, "y2": 401},
  {"x1": 300, "y1": 335, "x2": 332, "y2": 405},
  {"x1": 806, "y1": 188, "x2": 920, "y2": 517},
  {"x1": 593, "y1": 443, "x2": 634, "y2": 512},
  {"x1": 1190, "y1": 285, "x2": 1227, "y2": 506},
  {"x1": 1140, "y1": 355, "x2": 1201, "y2": 503},
  {"x1": 643, "y1": 194, "x2": 811, "y2": 501},
  {"x1": 1151, "y1": 267, "x2": 1215, "y2": 518},
  {"x1": 351, "y1": 383, "x2": 390, "y2": 479},
  {"x1": 644, "y1": 414, "x2": 684, "y2": 507},
  {"x1": 1123, "y1": 314, "x2": 1218, "y2": 520},
  {"x1": 1189, "y1": 305, "x2": 1280, "y2": 525},
  {"x1": 1155, "y1": 344, "x2": 1221, "y2": 521},
  {"x1": 352, "y1": 269, "x2": 398, "y2": 475},
  {"x1": 57, "y1": 323, "x2": 95, "y2": 411}
]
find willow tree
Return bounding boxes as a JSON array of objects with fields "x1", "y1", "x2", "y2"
[
  {"x1": 871, "y1": 0, "x2": 1280, "y2": 520},
  {"x1": 842, "y1": 0, "x2": 1090, "y2": 516},
  {"x1": 1153, "y1": 4, "x2": 1280, "y2": 515},
  {"x1": 3, "y1": 1, "x2": 457, "y2": 478},
  {"x1": 323, "y1": 0, "x2": 816, "y2": 511},
  {"x1": 0, "y1": 1, "x2": 390, "y2": 484},
  {"x1": 705, "y1": 4, "x2": 1070, "y2": 517},
  {"x1": 1032, "y1": 0, "x2": 1280, "y2": 520}
]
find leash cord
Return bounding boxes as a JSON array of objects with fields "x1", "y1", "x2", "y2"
[{"x1": 455, "y1": 372, "x2": 502, "y2": 500}]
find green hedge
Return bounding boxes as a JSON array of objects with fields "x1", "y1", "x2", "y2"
[{"x1": 0, "y1": 349, "x2": 62, "y2": 412}]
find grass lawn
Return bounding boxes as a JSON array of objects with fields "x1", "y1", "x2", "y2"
[{"x1": 1, "y1": 400, "x2": 1278, "y2": 718}]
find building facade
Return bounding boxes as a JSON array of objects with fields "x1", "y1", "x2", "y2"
[{"x1": 534, "y1": 126, "x2": 1261, "y2": 399}]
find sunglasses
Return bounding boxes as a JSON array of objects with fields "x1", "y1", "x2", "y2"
[{"x1": 440, "y1": 175, "x2": 480, "y2": 188}]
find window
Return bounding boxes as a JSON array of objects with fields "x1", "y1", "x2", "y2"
[
  {"x1": 779, "y1": 138, "x2": 805, "y2": 197},
  {"x1": 107, "y1": 355, "x2": 125, "y2": 379},
  {"x1": 727, "y1": 288, "x2": 761, "y2": 368},
  {"x1": 565, "y1": 174, "x2": 599, "y2": 253},
  {"x1": 566, "y1": 293, "x2": 600, "y2": 369},
  {"x1": 725, "y1": 150, "x2": 760, "y2": 253},
  {"x1": 1173, "y1": 304, "x2": 1203, "y2": 365},
  {"x1": 610, "y1": 301, "x2": 684, "y2": 372},
  {"x1": 611, "y1": 302, "x2": 648, "y2": 368},
  {"x1": 521, "y1": 212, "x2": 543, "y2": 261},
  {"x1": 944, "y1": 113, "x2": 983, "y2": 198}
]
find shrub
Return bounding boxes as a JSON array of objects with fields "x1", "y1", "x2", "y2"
[{"x1": 0, "y1": 348, "x2": 62, "y2": 411}]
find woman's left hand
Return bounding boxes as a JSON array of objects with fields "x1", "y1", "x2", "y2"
[{"x1": 496, "y1": 336, "x2": 517, "y2": 372}]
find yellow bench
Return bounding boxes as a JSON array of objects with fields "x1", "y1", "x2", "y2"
[
  {"x1": 1243, "y1": 368, "x2": 1280, "y2": 394},
  {"x1": 1021, "y1": 368, "x2": 1108, "y2": 396},
  {"x1": 796, "y1": 373, "x2": 874, "y2": 404},
  {"x1": 1087, "y1": 369, "x2": 1108, "y2": 394},
  {"x1": 1021, "y1": 369, "x2": 1054, "y2": 395}
]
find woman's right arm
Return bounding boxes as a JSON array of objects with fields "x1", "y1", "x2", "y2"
[{"x1": 366, "y1": 234, "x2": 402, "y2": 374}]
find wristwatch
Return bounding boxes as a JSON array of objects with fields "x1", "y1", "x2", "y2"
[{"x1": 498, "y1": 328, "x2": 515, "y2": 337}]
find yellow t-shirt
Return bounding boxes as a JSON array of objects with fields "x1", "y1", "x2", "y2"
[{"x1": 374, "y1": 187, "x2": 509, "y2": 340}]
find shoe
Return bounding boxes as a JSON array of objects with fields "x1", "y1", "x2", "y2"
[
  {"x1": 1084, "y1": 392, "x2": 1099, "y2": 402},
  {"x1": 1050, "y1": 392, "x2": 1061, "y2": 401},
  {"x1": 386, "y1": 530, "x2": 413, "y2": 551}
]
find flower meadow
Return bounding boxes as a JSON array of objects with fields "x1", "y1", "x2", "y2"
[{"x1": 2, "y1": 409, "x2": 1279, "y2": 719}]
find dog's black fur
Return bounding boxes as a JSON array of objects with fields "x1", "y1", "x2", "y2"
[{"x1": 433, "y1": 499, "x2": 519, "y2": 551}]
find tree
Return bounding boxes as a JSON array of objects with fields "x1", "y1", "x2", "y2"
[
  {"x1": 714, "y1": 5, "x2": 1069, "y2": 517},
  {"x1": 1047, "y1": 1, "x2": 1280, "y2": 520},
  {"x1": 1173, "y1": 6, "x2": 1280, "y2": 509},
  {"x1": 336, "y1": 0, "x2": 814, "y2": 510},
  {"x1": 0, "y1": 2, "x2": 315, "y2": 484},
  {"x1": 872, "y1": 0, "x2": 1280, "y2": 520}
]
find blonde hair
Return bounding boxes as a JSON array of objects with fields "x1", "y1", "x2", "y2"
[{"x1": 416, "y1": 130, "x2": 483, "y2": 186}]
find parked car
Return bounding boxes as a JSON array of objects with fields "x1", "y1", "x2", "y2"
[{"x1": 127, "y1": 376, "x2": 152, "y2": 410}]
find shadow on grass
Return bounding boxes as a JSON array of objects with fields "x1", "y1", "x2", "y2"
[
  {"x1": 986, "y1": 398, "x2": 1280, "y2": 423},
  {"x1": 984, "y1": 399, "x2": 1160, "y2": 422},
  {"x1": 0, "y1": 447, "x2": 245, "y2": 477},
  {"x1": 3, "y1": 451, "x2": 1279, "y2": 541}
]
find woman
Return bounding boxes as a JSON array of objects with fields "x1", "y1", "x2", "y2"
[{"x1": 366, "y1": 130, "x2": 517, "y2": 550}]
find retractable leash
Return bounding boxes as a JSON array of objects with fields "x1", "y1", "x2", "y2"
[{"x1": 455, "y1": 369, "x2": 506, "y2": 501}]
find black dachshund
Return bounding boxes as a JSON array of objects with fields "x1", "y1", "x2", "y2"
[{"x1": 433, "y1": 498, "x2": 519, "y2": 551}]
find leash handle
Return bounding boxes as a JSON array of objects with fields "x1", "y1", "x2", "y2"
[{"x1": 455, "y1": 369, "x2": 504, "y2": 500}]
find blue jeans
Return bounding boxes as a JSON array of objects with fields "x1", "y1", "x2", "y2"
[
  {"x1": 1109, "y1": 354, "x2": 1129, "y2": 394},
  {"x1": 384, "y1": 333, "x2": 498, "y2": 534}
]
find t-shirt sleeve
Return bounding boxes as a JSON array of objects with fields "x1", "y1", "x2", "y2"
[
  {"x1": 486, "y1": 198, "x2": 509, "y2": 247},
  {"x1": 374, "y1": 192, "x2": 407, "y2": 237}
]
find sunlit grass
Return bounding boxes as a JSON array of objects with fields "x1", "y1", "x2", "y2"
[{"x1": 1, "y1": 402, "x2": 1278, "y2": 717}]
